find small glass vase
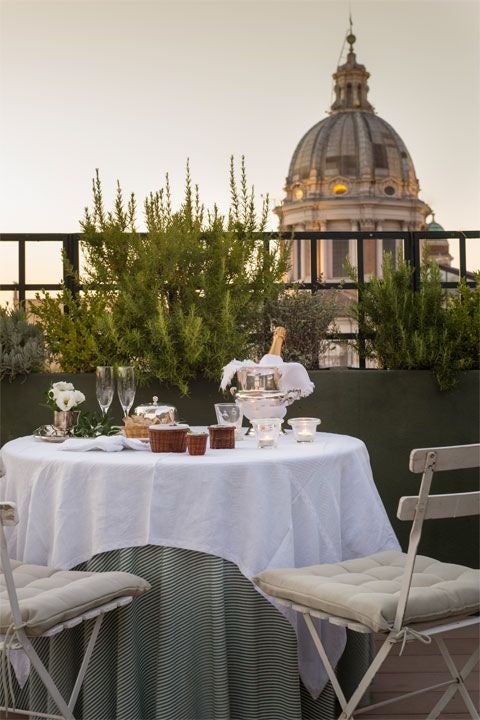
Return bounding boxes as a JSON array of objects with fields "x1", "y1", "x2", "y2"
[{"x1": 53, "y1": 410, "x2": 80, "y2": 435}]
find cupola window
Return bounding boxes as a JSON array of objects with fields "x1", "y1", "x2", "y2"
[
  {"x1": 373, "y1": 144, "x2": 388, "y2": 169},
  {"x1": 293, "y1": 187, "x2": 304, "y2": 200},
  {"x1": 333, "y1": 183, "x2": 348, "y2": 195},
  {"x1": 346, "y1": 83, "x2": 353, "y2": 106},
  {"x1": 384, "y1": 185, "x2": 395, "y2": 196}
]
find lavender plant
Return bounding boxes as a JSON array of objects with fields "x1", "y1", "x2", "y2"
[{"x1": 0, "y1": 306, "x2": 45, "y2": 380}]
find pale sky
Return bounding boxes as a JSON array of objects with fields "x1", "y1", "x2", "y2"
[{"x1": 0, "y1": 0, "x2": 479, "y2": 298}]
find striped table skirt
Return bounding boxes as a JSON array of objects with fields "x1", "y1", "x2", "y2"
[{"x1": 8, "y1": 545, "x2": 371, "y2": 719}]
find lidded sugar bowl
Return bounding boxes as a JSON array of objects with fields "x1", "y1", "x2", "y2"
[{"x1": 133, "y1": 396, "x2": 177, "y2": 424}]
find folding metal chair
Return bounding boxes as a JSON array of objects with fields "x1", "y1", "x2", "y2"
[
  {"x1": 0, "y1": 500, "x2": 151, "y2": 720},
  {"x1": 254, "y1": 443, "x2": 480, "y2": 719}
]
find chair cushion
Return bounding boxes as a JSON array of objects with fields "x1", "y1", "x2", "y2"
[
  {"x1": 253, "y1": 551, "x2": 480, "y2": 633},
  {"x1": 0, "y1": 561, "x2": 151, "y2": 636}
]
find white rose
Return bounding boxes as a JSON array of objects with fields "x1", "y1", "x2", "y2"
[
  {"x1": 55, "y1": 390, "x2": 77, "y2": 411},
  {"x1": 73, "y1": 390, "x2": 85, "y2": 406},
  {"x1": 52, "y1": 381, "x2": 75, "y2": 394}
]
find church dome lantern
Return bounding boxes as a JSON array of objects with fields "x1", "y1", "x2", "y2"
[{"x1": 286, "y1": 32, "x2": 420, "y2": 200}]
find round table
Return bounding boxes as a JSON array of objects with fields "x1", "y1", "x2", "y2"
[{"x1": 0, "y1": 432, "x2": 399, "y2": 719}]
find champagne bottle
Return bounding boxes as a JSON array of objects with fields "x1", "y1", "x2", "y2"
[{"x1": 267, "y1": 326, "x2": 286, "y2": 357}]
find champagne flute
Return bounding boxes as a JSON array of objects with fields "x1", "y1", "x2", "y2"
[
  {"x1": 117, "y1": 366, "x2": 136, "y2": 418},
  {"x1": 96, "y1": 366, "x2": 115, "y2": 417}
]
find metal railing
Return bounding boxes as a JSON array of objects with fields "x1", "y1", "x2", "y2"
[
  {"x1": 1, "y1": 231, "x2": 478, "y2": 368},
  {"x1": 0, "y1": 234, "x2": 80, "y2": 302}
]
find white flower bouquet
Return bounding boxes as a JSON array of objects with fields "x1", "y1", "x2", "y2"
[{"x1": 46, "y1": 381, "x2": 86, "y2": 412}]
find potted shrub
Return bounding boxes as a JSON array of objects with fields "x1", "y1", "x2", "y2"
[
  {"x1": 32, "y1": 159, "x2": 288, "y2": 394},
  {"x1": 347, "y1": 253, "x2": 479, "y2": 390}
]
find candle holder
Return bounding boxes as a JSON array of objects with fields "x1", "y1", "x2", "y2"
[
  {"x1": 250, "y1": 418, "x2": 282, "y2": 449},
  {"x1": 287, "y1": 417, "x2": 320, "y2": 443}
]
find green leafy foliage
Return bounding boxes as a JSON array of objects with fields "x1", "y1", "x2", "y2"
[
  {"x1": 0, "y1": 306, "x2": 45, "y2": 379},
  {"x1": 349, "y1": 253, "x2": 480, "y2": 390},
  {"x1": 72, "y1": 411, "x2": 121, "y2": 438},
  {"x1": 33, "y1": 290, "x2": 117, "y2": 373},
  {"x1": 263, "y1": 289, "x2": 339, "y2": 368},
  {"x1": 445, "y1": 276, "x2": 480, "y2": 372},
  {"x1": 34, "y1": 159, "x2": 288, "y2": 393}
]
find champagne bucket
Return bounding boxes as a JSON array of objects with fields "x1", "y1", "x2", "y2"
[
  {"x1": 233, "y1": 389, "x2": 301, "y2": 422},
  {"x1": 235, "y1": 366, "x2": 281, "y2": 392}
]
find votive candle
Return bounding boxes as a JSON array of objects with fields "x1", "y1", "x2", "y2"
[{"x1": 288, "y1": 417, "x2": 321, "y2": 443}]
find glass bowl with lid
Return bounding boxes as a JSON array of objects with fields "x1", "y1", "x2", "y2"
[{"x1": 134, "y1": 396, "x2": 177, "y2": 424}]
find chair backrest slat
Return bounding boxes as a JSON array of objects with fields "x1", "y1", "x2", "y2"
[
  {"x1": 409, "y1": 444, "x2": 480, "y2": 473},
  {"x1": 397, "y1": 491, "x2": 480, "y2": 521},
  {"x1": 393, "y1": 443, "x2": 480, "y2": 633}
]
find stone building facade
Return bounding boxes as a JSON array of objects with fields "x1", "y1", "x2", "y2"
[{"x1": 274, "y1": 31, "x2": 449, "y2": 282}]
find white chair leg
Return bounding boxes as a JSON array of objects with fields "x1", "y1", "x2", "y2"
[
  {"x1": 16, "y1": 630, "x2": 76, "y2": 720},
  {"x1": 427, "y1": 638, "x2": 480, "y2": 720},
  {"x1": 302, "y1": 613, "x2": 348, "y2": 710},
  {"x1": 0, "y1": 707, "x2": 64, "y2": 719},
  {"x1": 68, "y1": 614, "x2": 104, "y2": 710},
  {"x1": 302, "y1": 613, "x2": 396, "y2": 720},
  {"x1": 338, "y1": 636, "x2": 394, "y2": 720}
]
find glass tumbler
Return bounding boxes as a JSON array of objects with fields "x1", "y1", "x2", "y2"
[{"x1": 214, "y1": 403, "x2": 244, "y2": 440}]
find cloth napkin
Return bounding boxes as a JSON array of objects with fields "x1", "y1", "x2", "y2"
[
  {"x1": 220, "y1": 357, "x2": 314, "y2": 397},
  {"x1": 59, "y1": 435, "x2": 149, "y2": 452}
]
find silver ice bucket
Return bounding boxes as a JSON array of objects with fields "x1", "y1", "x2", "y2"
[{"x1": 235, "y1": 366, "x2": 281, "y2": 393}]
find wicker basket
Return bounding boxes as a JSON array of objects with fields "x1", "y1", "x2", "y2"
[
  {"x1": 208, "y1": 424, "x2": 235, "y2": 449},
  {"x1": 149, "y1": 425, "x2": 188, "y2": 453},
  {"x1": 186, "y1": 433, "x2": 208, "y2": 456},
  {"x1": 123, "y1": 416, "x2": 157, "y2": 439}
]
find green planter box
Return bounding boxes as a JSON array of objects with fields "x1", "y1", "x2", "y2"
[{"x1": 1, "y1": 370, "x2": 478, "y2": 566}]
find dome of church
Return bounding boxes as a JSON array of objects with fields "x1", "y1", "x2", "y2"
[
  {"x1": 426, "y1": 214, "x2": 445, "y2": 232},
  {"x1": 288, "y1": 112, "x2": 419, "y2": 195},
  {"x1": 286, "y1": 33, "x2": 420, "y2": 201},
  {"x1": 423, "y1": 214, "x2": 452, "y2": 265},
  {"x1": 275, "y1": 25, "x2": 433, "y2": 284}
]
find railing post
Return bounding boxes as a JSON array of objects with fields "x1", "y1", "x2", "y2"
[
  {"x1": 459, "y1": 234, "x2": 467, "y2": 280},
  {"x1": 412, "y1": 232, "x2": 421, "y2": 292},
  {"x1": 62, "y1": 235, "x2": 80, "y2": 299},
  {"x1": 18, "y1": 238, "x2": 25, "y2": 306},
  {"x1": 405, "y1": 232, "x2": 420, "y2": 291},
  {"x1": 310, "y1": 237, "x2": 318, "y2": 292},
  {"x1": 356, "y1": 236, "x2": 366, "y2": 369}
]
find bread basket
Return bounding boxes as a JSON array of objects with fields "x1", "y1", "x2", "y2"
[
  {"x1": 149, "y1": 424, "x2": 189, "y2": 453},
  {"x1": 123, "y1": 415, "x2": 157, "y2": 439}
]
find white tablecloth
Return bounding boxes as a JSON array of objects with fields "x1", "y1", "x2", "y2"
[{"x1": 0, "y1": 432, "x2": 399, "y2": 697}]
